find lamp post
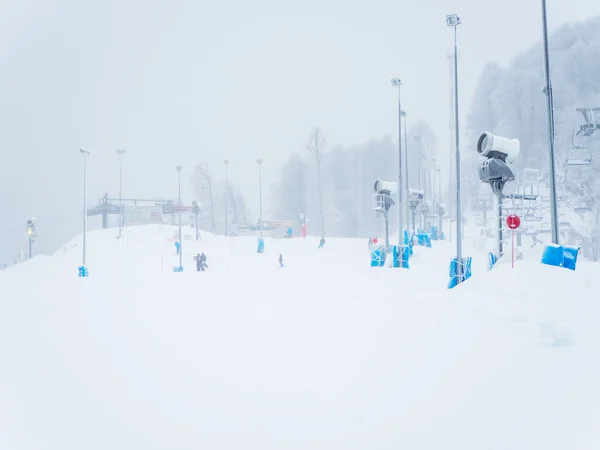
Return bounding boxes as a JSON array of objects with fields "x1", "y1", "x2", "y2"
[
  {"x1": 80, "y1": 149, "x2": 91, "y2": 268},
  {"x1": 432, "y1": 157, "x2": 437, "y2": 227},
  {"x1": 26, "y1": 219, "x2": 35, "y2": 259},
  {"x1": 224, "y1": 159, "x2": 229, "y2": 236},
  {"x1": 257, "y1": 159, "x2": 263, "y2": 239},
  {"x1": 401, "y1": 110, "x2": 410, "y2": 229},
  {"x1": 117, "y1": 149, "x2": 125, "y2": 237},
  {"x1": 541, "y1": 0, "x2": 559, "y2": 244},
  {"x1": 176, "y1": 165, "x2": 182, "y2": 269},
  {"x1": 391, "y1": 78, "x2": 404, "y2": 248},
  {"x1": 446, "y1": 12, "x2": 463, "y2": 284}
]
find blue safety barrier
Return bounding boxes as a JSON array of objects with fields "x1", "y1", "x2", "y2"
[
  {"x1": 541, "y1": 244, "x2": 580, "y2": 271},
  {"x1": 448, "y1": 256, "x2": 472, "y2": 289}
]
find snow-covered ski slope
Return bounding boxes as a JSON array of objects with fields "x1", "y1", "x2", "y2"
[{"x1": 1, "y1": 225, "x2": 599, "y2": 450}]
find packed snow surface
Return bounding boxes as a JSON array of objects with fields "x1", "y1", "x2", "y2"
[{"x1": 1, "y1": 225, "x2": 599, "y2": 450}]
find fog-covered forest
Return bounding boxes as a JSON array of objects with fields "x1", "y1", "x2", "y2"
[{"x1": 467, "y1": 14, "x2": 600, "y2": 258}]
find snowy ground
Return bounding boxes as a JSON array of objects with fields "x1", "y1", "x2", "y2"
[{"x1": 0, "y1": 225, "x2": 599, "y2": 450}]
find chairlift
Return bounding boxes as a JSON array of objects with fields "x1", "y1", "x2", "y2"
[
  {"x1": 566, "y1": 130, "x2": 592, "y2": 166},
  {"x1": 576, "y1": 107, "x2": 600, "y2": 137}
]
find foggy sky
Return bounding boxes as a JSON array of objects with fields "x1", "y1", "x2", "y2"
[{"x1": 1, "y1": 0, "x2": 600, "y2": 263}]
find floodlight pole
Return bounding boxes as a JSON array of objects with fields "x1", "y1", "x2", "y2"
[
  {"x1": 447, "y1": 13, "x2": 463, "y2": 284},
  {"x1": 257, "y1": 159, "x2": 263, "y2": 239},
  {"x1": 402, "y1": 110, "x2": 410, "y2": 227},
  {"x1": 541, "y1": 0, "x2": 559, "y2": 244},
  {"x1": 224, "y1": 160, "x2": 229, "y2": 236},
  {"x1": 391, "y1": 78, "x2": 404, "y2": 248},
  {"x1": 117, "y1": 149, "x2": 125, "y2": 237},
  {"x1": 80, "y1": 149, "x2": 91, "y2": 266},
  {"x1": 176, "y1": 165, "x2": 182, "y2": 269}
]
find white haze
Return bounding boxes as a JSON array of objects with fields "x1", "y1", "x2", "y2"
[{"x1": 1, "y1": 0, "x2": 600, "y2": 264}]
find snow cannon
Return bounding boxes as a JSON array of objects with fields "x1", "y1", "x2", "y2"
[{"x1": 476, "y1": 132, "x2": 520, "y2": 195}]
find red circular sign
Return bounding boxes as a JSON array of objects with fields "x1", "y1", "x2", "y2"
[{"x1": 506, "y1": 214, "x2": 521, "y2": 229}]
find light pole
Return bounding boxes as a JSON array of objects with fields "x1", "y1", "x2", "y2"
[
  {"x1": 447, "y1": 13, "x2": 463, "y2": 284},
  {"x1": 401, "y1": 110, "x2": 410, "y2": 231},
  {"x1": 257, "y1": 159, "x2": 263, "y2": 240},
  {"x1": 26, "y1": 219, "x2": 35, "y2": 259},
  {"x1": 391, "y1": 78, "x2": 404, "y2": 247},
  {"x1": 224, "y1": 159, "x2": 229, "y2": 236},
  {"x1": 117, "y1": 149, "x2": 126, "y2": 237},
  {"x1": 414, "y1": 136, "x2": 423, "y2": 229},
  {"x1": 176, "y1": 165, "x2": 183, "y2": 269},
  {"x1": 80, "y1": 149, "x2": 91, "y2": 268},
  {"x1": 432, "y1": 157, "x2": 437, "y2": 228},
  {"x1": 541, "y1": 0, "x2": 559, "y2": 244}
]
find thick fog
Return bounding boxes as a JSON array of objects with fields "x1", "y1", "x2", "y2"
[{"x1": 1, "y1": 0, "x2": 600, "y2": 264}]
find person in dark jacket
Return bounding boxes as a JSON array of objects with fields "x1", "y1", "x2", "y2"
[{"x1": 279, "y1": 254, "x2": 284, "y2": 268}]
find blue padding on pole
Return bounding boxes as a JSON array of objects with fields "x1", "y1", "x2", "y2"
[
  {"x1": 417, "y1": 233, "x2": 431, "y2": 247},
  {"x1": 541, "y1": 244, "x2": 564, "y2": 267},
  {"x1": 448, "y1": 256, "x2": 472, "y2": 289},
  {"x1": 370, "y1": 248, "x2": 385, "y2": 267},
  {"x1": 392, "y1": 245, "x2": 399, "y2": 268},
  {"x1": 488, "y1": 252, "x2": 496, "y2": 271},
  {"x1": 257, "y1": 238, "x2": 265, "y2": 253},
  {"x1": 401, "y1": 245, "x2": 409, "y2": 268},
  {"x1": 563, "y1": 245, "x2": 580, "y2": 270}
]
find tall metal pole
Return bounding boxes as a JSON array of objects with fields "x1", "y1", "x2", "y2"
[
  {"x1": 402, "y1": 110, "x2": 410, "y2": 230},
  {"x1": 257, "y1": 159, "x2": 263, "y2": 239},
  {"x1": 80, "y1": 149, "x2": 90, "y2": 266},
  {"x1": 432, "y1": 157, "x2": 437, "y2": 227},
  {"x1": 451, "y1": 16, "x2": 464, "y2": 283},
  {"x1": 176, "y1": 165, "x2": 182, "y2": 269},
  {"x1": 391, "y1": 78, "x2": 404, "y2": 248},
  {"x1": 117, "y1": 149, "x2": 125, "y2": 237},
  {"x1": 541, "y1": 0, "x2": 559, "y2": 244},
  {"x1": 437, "y1": 168, "x2": 443, "y2": 232},
  {"x1": 224, "y1": 160, "x2": 229, "y2": 237}
]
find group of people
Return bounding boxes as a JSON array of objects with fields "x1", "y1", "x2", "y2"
[{"x1": 175, "y1": 236, "x2": 328, "y2": 272}]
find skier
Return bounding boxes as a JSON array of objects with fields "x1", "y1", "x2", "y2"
[
  {"x1": 194, "y1": 253, "x2": 202, "y2": 271},
  {"x1": 318, "y1": 237, "x2": 325, "y2": 249},
  {"x1": 174, "y1": 241, "x2": 181, "y2": 255},
  {"x1": 368, "y1": 237, "x2": 373, "y2": 248},
  {"x1": 200, "y1": 252, "x2": 207, "y2": 271},
  {"x1": 279, "y1": 254, "x2": 284, "y2": 268}
]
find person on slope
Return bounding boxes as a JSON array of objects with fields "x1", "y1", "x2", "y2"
[
  {"x1": 279, "y1": 254, "x2": 284, "y2": 268},
  {"x1": 194, "y1": 253, "x2": 202, "y2": 271},
  {"x1": 174, "y1": 241, "x2": 181, "y2": 255},
  {"x1": 318, "y1": 237, "x2": 326, "y2": 249},
  {"x1": 200, "y1": 252, "x2": 207, "y2": 271}
]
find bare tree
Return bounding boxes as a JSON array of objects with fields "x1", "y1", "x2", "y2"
[
  {"x1": 305, "y1": 127, "x2": 326, "y2": 236},
  {"x1": 191, "y1": 163, "x2": 216, "y2": 233}
]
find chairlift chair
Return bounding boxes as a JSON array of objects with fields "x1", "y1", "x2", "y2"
[
  {"x1": 576, "y1": 107, "x2": 600, "y2": 137},
  {"x1": 566, "y1": 130, "x2": 592, "y2": 166}
]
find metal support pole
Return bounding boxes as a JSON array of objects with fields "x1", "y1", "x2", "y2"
[
  {"x1": 177, "y1": 165, "x2": 182, "y2": 269},
  {"x1": 225, "y1": 160, "x2": 229, "y2": 237},
  {"x1": 391, "y1": 79, "x2": 404, "y2": 249},
  {"x1": 402, "y1": 111, "x2": 410, "y2": 229},
  {"x1": 496, "y1": 194, "x2": 503, "y2": 259},
  {"x1": 28, "y1": 235, "x2": 32, "y2": 260},
  {"x1": 541, "y1": 0, "x2": 559, "y2": 244},
  {"x1": 257, "y1": 159, "x2": 263, "y2": 239},
  {"x1": 117, "y1": 149, "x2": 125, "y2": 237},
  {"x1": 79, "y1": 149, "x2": 91, "y2": 266},
  {"x1": 450, "y1": 17, "x2": 463, "y2": 283}
]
